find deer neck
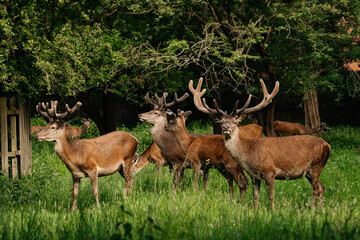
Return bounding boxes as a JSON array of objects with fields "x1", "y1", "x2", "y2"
[
  {"x1": 174, "y1": 120, "x2": 193, "y2": 153},
  {"x1": 150, "y1": 119, "x2": 179, "y2": 153},
  {"x1": 223, "y1": 127, "x2": 250, "y2": 159},
  {"x1": 54, "y1": 132, "x2": 76, "y2": 164}
]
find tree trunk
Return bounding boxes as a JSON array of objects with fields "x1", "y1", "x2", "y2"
[
  {"x1": 77, "y1": 91, "x2": 117, "y2": 135},
  {"x1": 304, "y1": 90, "x2": 321, "y2": 129}
]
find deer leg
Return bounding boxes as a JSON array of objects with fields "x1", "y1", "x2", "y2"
[
  {"x1": 217, "y1": 169, "x2": 234, "y2": 196},
  {"x1": 318, "y1": 181, "x2": 325, "y2": 206},
  {"x1": 124, "y1": 160, "x2": 134, "y2": 197},
  {"x1": 173, "y1": 164, "x2": 184, "y2": 188},
  {"x1": 71, "y1": 177, "x2": 81, "y2": 212},
  {"x1": 202, "y1": 166, "x2": 211, "y2": 191},
  {"x1": 89, "y1": 172, "x2": 100, "y2": 209},
  {"x1": 191, "y1": 162, "x2": 201, "y2": 188},
  {"x1": 264, "y1": 173, "x2": 276, "y2": 210},
  {"x1": 224, "y1": 165, "x2": 248, "y2": 199},
  {"x1": 306, "y1": 172, "x2": 321, "y2": 207},
  {"x1": 252, "y1": 178, "x2": 261, "y2": 210}
]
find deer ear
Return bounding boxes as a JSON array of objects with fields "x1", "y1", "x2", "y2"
[{"x1": 183, "y1": 111, "x2": 192, "y2": 120}]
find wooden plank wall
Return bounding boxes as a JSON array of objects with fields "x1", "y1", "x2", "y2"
[{"x1": 0, "y1": 97, "x2": 32, "y2": 178}]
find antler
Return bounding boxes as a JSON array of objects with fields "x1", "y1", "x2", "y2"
[
  {"x1": 239, "y1": 79, "x2": 279, "y2": 115},
  {"x1": 189, "y1": 78, "x2": 279, "y2": 117},
  {"x1": 144, "y1": 92, "x2": 189, "y2": 110},
  {"x1": 189, "y1": 77, "x2": 215, "y2": 114},
  {"x1": 36, "y1": 100, "x2": 82, "y2": 122}
]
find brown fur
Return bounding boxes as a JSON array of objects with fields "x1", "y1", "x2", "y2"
[
  {"x1": 31, "y1": 120, "x2": 91, "y2": 139},
  {"x1": 238, "y1": 123, "x2": 263, "y2": 138},
  {"x1": 224, "y1": 126, "x2": 330, "y2": 209},
  {"x1": 166, "y1": 110, "x2": 249, "y2": 197},
  {"x1": 274, "y1": 120, "x2": 316, "y2": 135},
  {"x1": 138, "y1": 109, "x2": 191, "y2": 187},
  {"x1": 190, "y1": 78, "x2": 330, "y2": 209},
  {"x1": 31, "y1": 125, "x2": 45, "y2": 134},
  {"x1": 35, "y1": 101, "x2": 137, "y2": 212},
  {"x1": 65, "y1": 119, "x2": 91, "y2": 139},
  {"x1": 133, "y1": 141, "x2": 167, "y2": 173}
]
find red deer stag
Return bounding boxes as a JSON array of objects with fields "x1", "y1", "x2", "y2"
[
  {"x1": 274, "y1": 120, "x2": 330, "y2": 136},
  {"x1": 35, "y1": 101, "x2": 138, "y2": 211},
  {"x1": 165, "y1": 109, "x2": 249, "y2": 197},
  {"x1": 132, "y1": 141, "x2": 167, "y2": 174},
  {"x1": 190, "y1": 78, "x2": 331, "y2": 209},
  {"x1": 138, "y1": 92, "x2": 191, "y2": 187},
  {"x1": 188, "y1": 77, "x2": 263, "y2": 139}
]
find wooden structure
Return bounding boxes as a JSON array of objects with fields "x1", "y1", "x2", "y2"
[{"x1": 0, "y1": 97, "x2": 32, "y2": 178}]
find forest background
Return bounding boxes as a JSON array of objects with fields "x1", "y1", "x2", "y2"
[{"x1": 1, "y1": 0, "x2": 360, "y2": 133}]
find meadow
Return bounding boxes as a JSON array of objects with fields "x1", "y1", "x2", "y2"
[{"x1": 0, "y1": 120, "x2": 359, "y2": 240}]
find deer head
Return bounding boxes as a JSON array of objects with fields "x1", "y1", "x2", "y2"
[
  {"x1": 138, "y1": 92, "x2": 189, "y2": 125},
  {"x1": 165, "y1": 109, "x2": 192, "y2": 132},
  {"x1": 189, "y1": 77, "x2": 279, "y2": 138},
  {"x1": 35, "y1": 100, "x2": 82, "y2": 141}
]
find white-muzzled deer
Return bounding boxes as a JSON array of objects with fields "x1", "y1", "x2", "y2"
[
  {"x1": 165, "y1": 109, "x2": 249, "y2": 197},
  {"x1": 132, "y1": 141, "x2": 167, "y2": 174},
  {"x1": 35, "y1": 101, "x2": 138, "y2": 211},
  {"x1": 190, "y1": 78, "x2": 331, "y2": 209},
  {"x1": 273, "y1": 120, "x2": 330, "y2": 136},
  {"x1": 138, "y1": 92, "x2": 191, "y2": 188},
  {"x1": 189, "y1": 77, "x2": 264, "y2": 139}
]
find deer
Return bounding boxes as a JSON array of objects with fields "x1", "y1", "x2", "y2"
[
  {"x1": 189, "y1": 77, "x2": 263, "y2": 139},
  {"x1": 35, "y1": 100, "x2": 138, "y2": 212},
  {"x1": 138, "y1": 92, "x2": 192, "y2": 188},
  {"x1": 190, "y1": 78, "x2": 331, "y2": 209},
  {"x1": 31, "y1": 125, "x2": 45, "y2": 135},
  {"x1": 273, "y1": 120, "x2": 330, "y2": 136},
  {"x1": 31, "y1": 119, "x2": 91, "y2": 139},
  {"x1": 132, "y1": 141, "x2": 167, "y2": 174},
  {"x1": 165, "y1": 109, "x2": 249, "y2": 197},
  {"x1": 65, "y1": 119, "x2": 91, "y2": 139}
]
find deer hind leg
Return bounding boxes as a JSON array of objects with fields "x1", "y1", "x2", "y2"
[
  {"x1": 264, "y1": 173, "x2": 276, "y2": 210},
  {"x1": 202, "y1": 166, "x2": 211, "y2": 191},
  {"x1": 173, "y1": 164, "x2": 184, "y2": 188},
  {"x1": 71, "y1": 177, "x2": 81, "y2": 212},
  {"x1": 306, "y1": 171, "x2": 323, "y2": 207},
  {"x1": 89, "y1": 172, "x2": 100, "y2": 209},
  {"x1": 123, "y1": 159, "x2": 134, "y2": 197},
  {"x1": 252, "y1": 178, "x2": 261, "y2": 210}
]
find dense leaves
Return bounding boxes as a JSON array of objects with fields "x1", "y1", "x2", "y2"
[{"x1": 1, "y1": 0, "x2": 359, "y2": 101}]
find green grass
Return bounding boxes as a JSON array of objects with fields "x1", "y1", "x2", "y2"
[{"x1": 0, "y1": 123, "x2": 359, "y2": 239}]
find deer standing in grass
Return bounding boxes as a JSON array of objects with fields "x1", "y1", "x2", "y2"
[
  {"x1": 165, "y1": 109, "x2": 249, "y2": 197},
  {"x1": 35, "y1": 101, "x2": 138, "y2": 211},
  {"x1": 138, "y1": 92, "x2": 192, "y2": 187},
  {"x1": 190, "y1": 78, "x2": 331, "y2": 209}
]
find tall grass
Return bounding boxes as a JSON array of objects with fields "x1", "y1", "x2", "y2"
[{"x1": 0, "y1": 122, "x2": 359, "y2": 239}]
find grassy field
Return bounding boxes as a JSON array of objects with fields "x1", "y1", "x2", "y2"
[{"x1": 0, "y1": 121, "x2": 359, "y2": 240}]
